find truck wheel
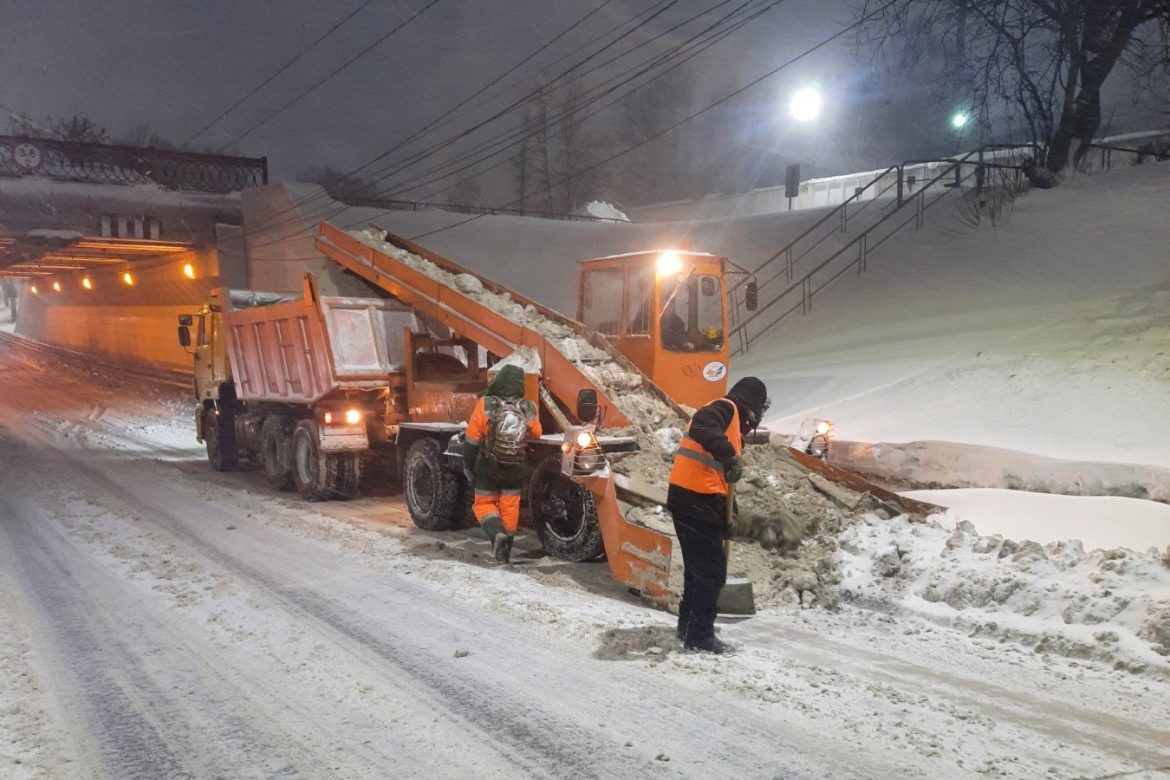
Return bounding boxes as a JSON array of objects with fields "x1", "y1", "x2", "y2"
[
  {"x1": 292, "y1": 419, "x2": 336, "y2": 502},
  {"x1": 204, "y1": 407, "x2": 238, "y2": 472},
  {"x1": 403, "y1": 438, "x2": 461, "y2": 531},
  {"x1": 529, "y1": 455, "x2": 604, "y2": 562},
  {"x1": 332, "y1": 453, "x2": 364, "y2": 500},
  {"x1": 261, "y1": 416, "x2": 295, "y2": 491}
]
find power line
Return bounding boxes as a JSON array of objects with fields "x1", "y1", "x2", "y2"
[
  {"x1": 215, "y1": 0, "x2": 446, "y2": 152},
  {"x1": 239, "y1": 0, "x2": 738, "y2": 244},
  {"x1": 408, "y1": 0, "x2": 901, "y2": 241},
  {"x1": 180, "y1": 0, "x2": 377, "y2": 149},
  {"x1": 234, "y1": 0, "x2": 782, "y2": 255},
  {"x1": 227, "y1": 0, "x2": 687, "y2": 246}
]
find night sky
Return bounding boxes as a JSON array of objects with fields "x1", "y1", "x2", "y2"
[{"x1": 0, "y1": 1, "x2": 855, "y2": 186}]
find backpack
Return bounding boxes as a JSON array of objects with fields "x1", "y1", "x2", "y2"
[{"x1": 483, "y1": 396, "x2": 529, "y2": 468}]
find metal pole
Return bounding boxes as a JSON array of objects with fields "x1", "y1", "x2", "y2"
[
  {"x1": 896, "y1": 165, "x2": 904, "y2": 207},
  {"x1": 785, "y1": 246, "x2": 793, "y2": 283},
  {"x1": 859, "y1": 233, "x2": 868, "y2": 273},
  {"x1": 802, "y1": 277, "x2": 811, "y2": 315}
]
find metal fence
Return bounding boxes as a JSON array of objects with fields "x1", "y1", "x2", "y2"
[
  {"x1": 0, "y1": 135, "x2": 267, "y2": 193},
  {"x1": 339, "y1": 195, "x2": 630, "y2": 224}
]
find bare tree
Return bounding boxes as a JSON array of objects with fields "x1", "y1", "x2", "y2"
[{"x1": 857, "y1": 0, "x2": 1170, "y2": 172}]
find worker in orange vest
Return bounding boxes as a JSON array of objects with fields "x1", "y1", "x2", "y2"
[
  {"x1": 668, "y1": 376, "x2": 769, "y2": 654},
  {"x1": 463, "y1": 365, "x2": 541, "y2": 563}
]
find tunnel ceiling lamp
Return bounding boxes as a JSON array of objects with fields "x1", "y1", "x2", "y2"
[
  {"x1": 82, "y1": 277, "x2": 94, "y2": 290},
  {"x1": 122, "y1": 271, "x2": 135, "y2": 286},
  {"x1": 656, "y1": 250, "x2": 682, "y2": 276},
  {"x1": 183, "y1": 263, "x2": 196, "y2": 279},
  {"x1": 789, "y1": 85, "x2": 822, "y2": 122},
  {"x1": 52, "y1": 281, "x2": 62, "y2": 292}
]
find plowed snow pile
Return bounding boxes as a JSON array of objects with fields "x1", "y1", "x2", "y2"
[{"x1": 348, "y1": 228, "x2": 1170, "y2": 669}]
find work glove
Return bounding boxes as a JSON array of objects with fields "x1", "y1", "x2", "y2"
[{"x1": 724, "y1": 455, "x2": 744, "y2": 484}]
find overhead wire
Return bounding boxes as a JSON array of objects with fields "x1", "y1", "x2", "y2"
[
  {"x1": 221, "y1": 0, "x2": 674, "y2": 248},
  {"x1": 180, "y1": 0, "x2": 377, "y2": 149},
  {"x1": 215, "y1": 0, "x2": 446, "y2": 152},
  {"x1": 237, "y1": 0, "x2": 750, "y2": 246}
]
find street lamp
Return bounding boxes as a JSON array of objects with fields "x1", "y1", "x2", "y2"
[
  {"x1": 789, "y1": 86, "x2": 822, "y2": 123},
  {"x1": 951, "y1": 111, "x2": 970, "y2": 130}
]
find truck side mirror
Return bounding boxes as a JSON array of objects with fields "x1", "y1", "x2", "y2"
[
  {"x1": 178, "y1": 314, "x2": 193, "y2": 327},
  {"x1": 576, "y1": 388, "x2": 598, "y2": 422},
  {"x1": 745, "y1": 281, "x2": 759, "y2": 311},
  {"x1": 177, "y1": 326, "x2": 191, "y2": 348}
]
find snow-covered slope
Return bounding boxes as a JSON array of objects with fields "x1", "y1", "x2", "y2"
[{"x1": 733, "y1": 164, "x2": 1170, "y2": 468}]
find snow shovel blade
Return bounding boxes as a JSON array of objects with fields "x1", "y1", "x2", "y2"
[{"x1": 717, "y1": 573, "x2": 756, "y2": 615}]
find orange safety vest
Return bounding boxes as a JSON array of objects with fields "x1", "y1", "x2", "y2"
[{"x1": 669, "y1": 398, "x2": 742, "y2": 495}]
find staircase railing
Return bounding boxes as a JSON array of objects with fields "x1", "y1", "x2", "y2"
[{"x1": 729, "y1": 144, "x2": 1037, "y2": 354}]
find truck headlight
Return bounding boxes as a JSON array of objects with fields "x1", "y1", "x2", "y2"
[
  {"x1": 345, "y1": 409, "x2": 362, "y2": 425},
  {"x1": 575, "y1": 430, "x2": 597, "y2": 449},
  {"x1": 815, "y1": 419, "x2": 832, "y2": 436}
]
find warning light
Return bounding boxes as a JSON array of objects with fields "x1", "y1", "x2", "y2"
[
  {"x1": 52, "y1": 281, "x2": 62, "y2": 292},
  {"x1": 82, "y1": 277, "x2": 93, "y2": 290},
  {"x1": 30, "y1": 285, "x2": 38, "y2": 294},
  {"x1": 122, "y1": 272, "x2": 134, "y2": 286},
  {"x1": 183, "y1": 263, "x2": 196, "y2": 279}
]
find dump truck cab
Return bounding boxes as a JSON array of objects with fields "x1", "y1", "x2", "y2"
[
  {"x1": 578, "y1": 249, "x2": 730, "y2": 409},
  {"x1": 178, "y1": 289, "x2": 233, "y2": 407}
]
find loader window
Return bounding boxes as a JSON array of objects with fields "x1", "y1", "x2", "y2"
[
  {"x1": 580, "y1": 269, "x2": 623, "y2": 337},
  {"x1": 659, "y1": 274, "x2": 723, "y2": 352},
  {"x1": 626, "y1": 268, "x2": 652, "y2": 336}
]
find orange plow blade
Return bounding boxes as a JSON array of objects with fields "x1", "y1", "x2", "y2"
[{"x1": 583, "y1": 476, "x2": 673, "y2": 607}]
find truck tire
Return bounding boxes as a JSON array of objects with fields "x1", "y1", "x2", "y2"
[
  {"x1": 529, "y1": 455, "x2": 604, "y2": 562},
  {"x1": 332, "y1": 453, "x2": 364, "y2": 500},
  {"x1": 261, "y1": 416, "x2": 295, "y2": 491},
  {"x1": 204, "y1": 407, "x2": 238, "y2": 472},
  {"x1": 403, "y1": 438, "x2": 461, "y2": 531},
  {"x1": 292, "y1": 419, "x2": 337, "y2": 502}
]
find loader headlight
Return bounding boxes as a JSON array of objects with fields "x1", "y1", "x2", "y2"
[
  {"x1": 575, "y1": 430, "x2": 597, "y2": 449},
  {"x1": 815, "y1": 419, "x2": 832, "y2": 436},
  {"x1": 323, "y1": 411, "x2": 333, "y2": 424},
  {"x1": 345, "y1": 409, "x2": 362, "y2": 425}
]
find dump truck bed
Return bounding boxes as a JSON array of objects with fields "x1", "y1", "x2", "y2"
[{"x1": 221, "y1": 279, "x2": 418, "y2": 404}]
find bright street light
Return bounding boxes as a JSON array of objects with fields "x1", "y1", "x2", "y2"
[
  {"x1": 951, "y1": 111, "x2": 970, "y2": 129},
  {"x1": 789, "y1": 86, "x2": 822, "y2": 122}
]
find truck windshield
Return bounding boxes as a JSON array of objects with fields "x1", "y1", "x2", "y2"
[{"x1": 659, "y1": 273, "x2": 723, "y2": 353}]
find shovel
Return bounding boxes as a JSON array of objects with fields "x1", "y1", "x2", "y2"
[{"x1": 716, "y1": 483, "x2": 756, "y2": 616}]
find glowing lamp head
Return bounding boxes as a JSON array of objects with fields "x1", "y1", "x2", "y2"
[
  {"x1": 122, "y1": 272, "x2": 134, "y2": 286},
  {"x1": 815, "y1": 419, "x2": 832, "y2": 436},
  {"x1": 575, "y1": 430, "x2": 596, "y2": 449},
  {"x1": 82, "y1": 277, "x2": 93, "y2": 290},
  {"x1": 52, "y1": 281, "x2": 62, "y2": 292},
  {"x1": 30, "y1": 285, "x2": 38, "y2": 294},
  {"x1": 952, "y1": 111, "x2": 969, "y2": 129},
  {"x1": 656, "y1": 250, "x2": 682, "y2": 277},
  {"x1": 183, "y1": 263, "x2": 196, "y2": 279},
  {"x1": 323, "y1": 411, "x2": 333, "y2": 424},
  {"x1": 344, "y1": 409, "x2": 362, "y2": 425},
  {"x1": 789, "y1": 86, "x2": 822, "y2": 122}
]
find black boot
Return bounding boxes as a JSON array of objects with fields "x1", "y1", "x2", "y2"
[{"x1": 493, "y1": 532, "x2": 514, "y2": 564}]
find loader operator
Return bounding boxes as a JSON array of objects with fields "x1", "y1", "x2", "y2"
[
  {"x1": 463, "y1": 364, "x2": 541, "y2": 564},
  {"x1": 668, "y1": 376, "x2": 769, "y2": 654}
]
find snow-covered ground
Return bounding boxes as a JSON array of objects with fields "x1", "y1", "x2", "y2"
[
  {"x1": 1, "y1": 325, "x2": 1169, "y2": 778},
  {"x1": 903, "y1": 488, "x2": 1170, "y2": 552}
]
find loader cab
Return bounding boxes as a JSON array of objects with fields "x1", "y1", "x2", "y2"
[{"x1": 577, "y1": 250, "x2": 730, "y2": 409}]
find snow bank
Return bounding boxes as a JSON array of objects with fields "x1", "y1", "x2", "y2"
[
  {"x1": 901, "y1": 488, "x2": 1170, "y2": 552},
  {"x1": 838, "y1": 513, "x2": 1170, "y2": 672}
]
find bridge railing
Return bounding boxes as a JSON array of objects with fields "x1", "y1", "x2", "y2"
[{"x1": 0, "y1": 135, "x2": 267, "y2": 193}]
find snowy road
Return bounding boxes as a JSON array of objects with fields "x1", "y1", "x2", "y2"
[{"x1": 1, "y1": 336, "x2": 1168, "y2": 779}]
